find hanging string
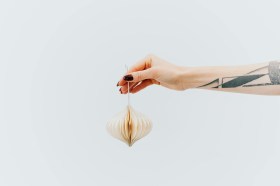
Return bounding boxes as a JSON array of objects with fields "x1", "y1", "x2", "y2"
[{"x1": 125, "y1": 65, "x2": 130, "y2": 106}]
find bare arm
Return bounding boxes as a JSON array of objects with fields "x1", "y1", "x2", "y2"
[
  {"x1": 117, "y1": 54, "x2": 280, "y2": 96},
  {"x1": 180, "y1": 61, "x2": 280, "y2": 95}
]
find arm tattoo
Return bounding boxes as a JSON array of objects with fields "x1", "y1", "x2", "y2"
[{"x1": 198, "y1": 61, "x2": 280, "y2": 88}]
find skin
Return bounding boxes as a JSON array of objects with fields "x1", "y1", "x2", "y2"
[{"x1": 117, "y1": 54, "x2": 280, "y2": 96}]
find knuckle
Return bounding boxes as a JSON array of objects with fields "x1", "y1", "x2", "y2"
[{"x1": 146, "y1": 53, "x2": 154, "y2": 62}]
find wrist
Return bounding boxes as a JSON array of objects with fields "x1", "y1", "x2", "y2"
[{"x1": 176, "y1": 66, "x2": 201, "y2": 90}]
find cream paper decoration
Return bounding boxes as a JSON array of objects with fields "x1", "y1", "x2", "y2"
[{"x1": 107, "y1": 68, "x2": 152, "y2": 146}]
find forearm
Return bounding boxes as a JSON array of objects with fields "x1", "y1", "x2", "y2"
[{"x1": 180, "y1": 61, "x2": 280, "y2": 95}]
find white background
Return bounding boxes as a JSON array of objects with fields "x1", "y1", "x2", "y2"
[{"x1": 0, "y1": 0, "x2": 280, "y2": 185}]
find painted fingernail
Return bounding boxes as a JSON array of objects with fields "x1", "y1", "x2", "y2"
[
  {"x1": 119, "y1": 88, "x2": 122, "y2": 94},
  {"x1": 116, "y1": 81, "x2": 119, "y2": 86},
  {"x1": 123, "y1": 74, "x2": 133, "y2": 81}
]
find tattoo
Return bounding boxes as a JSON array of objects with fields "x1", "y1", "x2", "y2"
[{"x1": 198, "y1": 61, "x2": 280, "y2": 88}]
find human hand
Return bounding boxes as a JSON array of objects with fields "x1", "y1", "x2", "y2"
[
  {"x1": 117, "y1": 54, "x2": 190, "y2": 94},
  {"x1": 117, "y1": 55, "x2": 280, "y2": 95}
]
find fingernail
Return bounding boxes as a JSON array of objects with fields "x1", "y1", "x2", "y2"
[
  {"x1": 116, "y1": 81, "x2": 119, "y2": 86},
  {"x1": 119, "y1": 88, "x2": 122, "y2": 94},
  {"x1": 123, "y1": 74, "x2": 133, "y2": 81}
]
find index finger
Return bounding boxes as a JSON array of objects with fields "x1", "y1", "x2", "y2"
[{"x1": 117, "y1": 56, "x2": 152, "y2": 86}]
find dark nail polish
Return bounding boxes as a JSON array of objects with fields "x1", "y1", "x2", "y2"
[
  {"x1": 123, "y1": 74, "x2": 133, "y2": 81},
  {"x1": 119, "y1": 88, "x2": 122, "y2": 94},
  {"x1": 116, "y1": 82, "x2": 119, "y2": 86}
]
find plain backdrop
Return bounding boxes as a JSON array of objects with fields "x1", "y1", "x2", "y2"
[{"x1": 0, "y1": 0, "x2": 280, "y2": 186}]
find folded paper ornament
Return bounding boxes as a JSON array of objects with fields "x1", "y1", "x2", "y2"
[
  {"x1": 107, "y1": 70, "x2": 152, "y2": 147},
  {"x1": 107, "y1": 105, "x2": 152, "y2": 146}
]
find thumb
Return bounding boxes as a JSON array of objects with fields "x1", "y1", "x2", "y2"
[{"x1": 123, "y1": 68, "x2": 155, "y2": 82}]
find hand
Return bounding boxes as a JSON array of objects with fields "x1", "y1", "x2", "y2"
[{"x1": 117, "y1": 54, "x2": 189, "y2": 94}]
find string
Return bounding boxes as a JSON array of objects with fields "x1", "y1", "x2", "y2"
[{"x1": 125, "y1": 65, "x2": 130, "y2": 106}]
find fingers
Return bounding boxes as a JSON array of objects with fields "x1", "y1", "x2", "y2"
[
  {"x1": 128, "y1": 56, "x2": 152, "y2": 73},
  {"x1": 119, "y1": 82, "x2": 138, "y2": 94},
  {"x1": 117, "y1": 56, "x2": 152, "y2": 86},
  {"x1": 130, "y1": 80, "x2": 154, "y2": 94},
  {"x1": 126, "y1": 68, "x2": 157, "y2": 82},
  {"x1": 120, "y1": 79, "x2": 160, "y2": 94}
]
